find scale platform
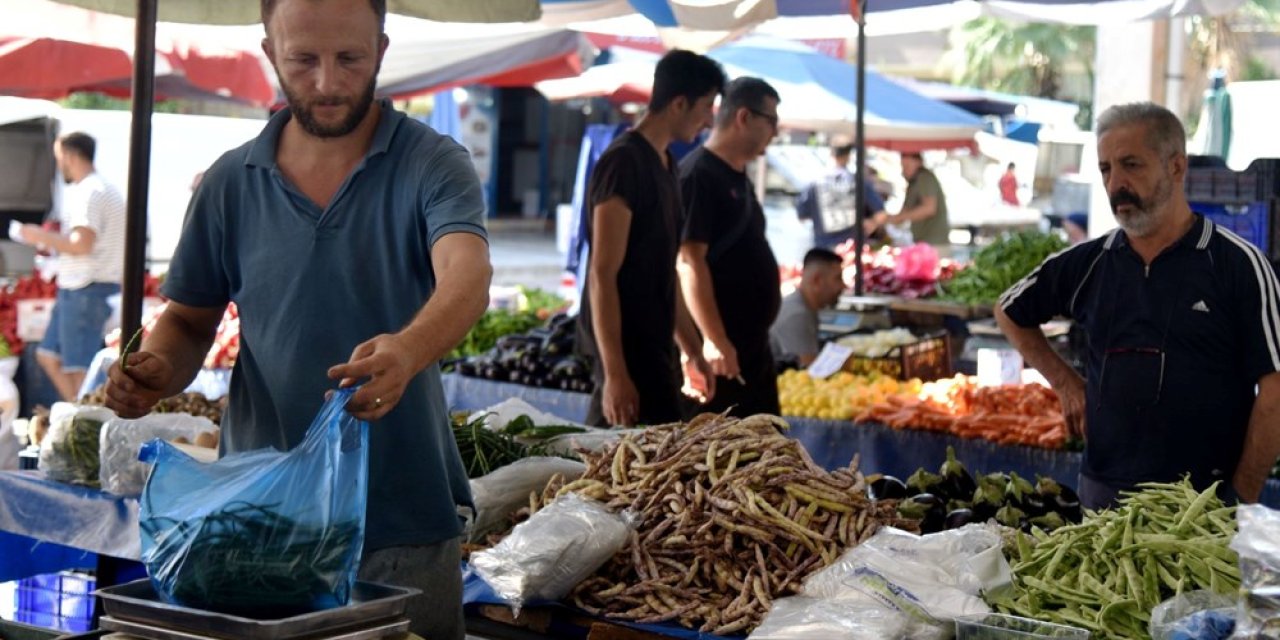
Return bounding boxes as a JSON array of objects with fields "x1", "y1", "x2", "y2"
[
  {"x1": 819, "y1": 295, "x2": 894, "y2": 338},
  {"x1": 94, "y1": 579, "x2": 420, "y2": 640}
]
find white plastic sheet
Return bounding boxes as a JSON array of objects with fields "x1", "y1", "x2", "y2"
[
  {"x1": 98, "y1": 412, "x2": 218, "y2": 497},
  {"x1": 466, "y1": 456, "x2": 585, "y2": 543},
  {"x1": 471, "y1": 493, "x2": 633, "y2": 615},
  {"x1": 751, "y1": 525, "x2": 1011, "y2": 640}
]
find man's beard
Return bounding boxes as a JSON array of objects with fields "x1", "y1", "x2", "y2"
[
  {"x1": 281, "y1": 74, "x2": 378, "y2": 138},
  {"x1": 1111, "y1": 177, "x2": 1172, "y2": 238}
]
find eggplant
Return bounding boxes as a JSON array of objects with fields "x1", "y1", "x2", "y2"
[
  {"x1": 1005, "y1": 472, "x2": 1042, "y2": 514},
  {"x1": 911, "y1": 491, "x2": 952, "y2": 532},
  {"x1": 1029, "y1": 511, "x2": 1066, "y2": 532},
  {"x1": 937, "y1": 446, "x2": 977, "y2": 502},
  {"x1": 906, "y1": 469, "x2": 944, "y2": 496},
  {"x1": 972, "y1": 473, "x2": 1005, "y2": 516},
  {"x1": 1036, "y1": 476, "x2": 1084, "y2": 523},
  {"x1": 995, "y1": 504, "x2": 1027, "y2": 530},
  {"x1": 868, "y1": 474, "x2": 909, "y2": 501},
  {"x1": 944, "y1": 508, "x2": 977, "y2": 530}
]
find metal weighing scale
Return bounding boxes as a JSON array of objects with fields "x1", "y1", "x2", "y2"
[
  {"x1": 94, "y1": 580, "x2": 419, "y2": 640},
  {"x1": 817, "y1": 295, "x2": 894, "y2": 341}
]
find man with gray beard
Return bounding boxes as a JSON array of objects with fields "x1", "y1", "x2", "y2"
[
  {"x1": 102, "y1": 0, "x2": 491, "y2": 636},
  {"x1": 994, "y1": 102, "x2": 1280, "y2": 509}
]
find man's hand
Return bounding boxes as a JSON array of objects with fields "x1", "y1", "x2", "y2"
[
  {"x1": 103, "y1": 352, "x2": 175, "y2": 418},
  {"x1": 681, "y1": 352, "x2": 715, "y2": 404},
  {"x1": 702, "y1": 338, "x2": 740, "y2": 379},
  {"x1": 328, "y1": 333, "x2": 418, "y2": 421},
  {"x1": 602, "y1": 372, "x2": 639, "y2": 427},
  {"x1": 1052, "y1": 372, "x2": 1088, "y2": 439}
]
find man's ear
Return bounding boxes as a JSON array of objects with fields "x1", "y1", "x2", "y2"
[
  {"x1": 261, "y1": 37, "x2": 275, "y2": 66},
  {"x1": 1169, "y1": 151, "x2": 1188, "y2": 183}
]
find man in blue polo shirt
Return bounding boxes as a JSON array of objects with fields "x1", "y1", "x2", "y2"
[
  {"x1": 102, "y1": 0, "x2": 490, "y2": 637},
  {"x1": 996, "y1": 102, "x2": 1280, "y2": 509}
]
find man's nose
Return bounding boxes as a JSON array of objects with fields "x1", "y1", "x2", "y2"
[{"x1": 315, "y1": 59, "x2": 340, "y2": 93}]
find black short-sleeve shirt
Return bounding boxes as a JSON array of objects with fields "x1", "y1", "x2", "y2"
[
  {"x1": 576, "y1": 131, "x2": 683, "y2": 423},
  {"x1": 1001, "y1": 215, "x2": 1280, "y2": 489},
  {"x1": 677, "y1": 147, "x2": 782, "y2": 352}
]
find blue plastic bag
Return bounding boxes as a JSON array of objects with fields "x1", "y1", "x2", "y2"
[{"x1": 138, "y1": 388, "x2": 369, "y2": 617}]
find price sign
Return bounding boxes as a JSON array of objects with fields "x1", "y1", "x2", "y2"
[{"x1": 806, "y1": 343, "x2": 855, "y2": 380}]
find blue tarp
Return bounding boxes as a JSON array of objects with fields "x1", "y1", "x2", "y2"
[{"x1": 707, "y1": 37, "x2": 984, "y2": 143}]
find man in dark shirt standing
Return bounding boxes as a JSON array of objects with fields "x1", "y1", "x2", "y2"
[
  {"x1": 676, "y1": 77, "x2": 783, "y2": 416},
  {"x1": 996, "y1": 102, "x2": 1280, "y2": 507},
  {"x1": 578, "y1": 50, "x2": 725, "y2": 427}
]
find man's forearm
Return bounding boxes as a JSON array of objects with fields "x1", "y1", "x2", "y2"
[
  {"x1": 994, "y1": 307, "x2": 1076, "y2": 387},
  {"x1": 1235, "y1": 374, "x2": 1280, "y2": 502},
  {"x1": 676, "y1": 257, "x2": 728, "y2": 346},
  {"x1": 141, "y1": 312, "x2": 221, "y2": 397},
  {"x1": 589, "y1": 274, "x2": 629, "y2": 380},
  {"x1": 400, "y1": 258, "x2": 492, "y2": 374},
  {"x1": 401, "y1": 244, "x2": 491, "y2": 373},
  {"x1": 673, "y1": 285, "x2": 701, "y2": 358}
]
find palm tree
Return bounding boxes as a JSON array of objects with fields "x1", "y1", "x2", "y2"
[
  {"x1": 943, "y1": 18, "x2": 1096, "y2": 105},
  {"x1": 1179, "y1": 0, "x2": 1280, "y2": 122}
]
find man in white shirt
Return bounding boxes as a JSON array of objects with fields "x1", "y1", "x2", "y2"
[{"x1": 18, "y1": 132, "x2": 125, "y2": 400}]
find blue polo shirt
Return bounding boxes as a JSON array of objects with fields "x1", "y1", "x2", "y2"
[
  {"x1": 1001, "y1": 215, "x2": 1280, "y2": 491},
  {"x1": 162, "y1": 100, "x2": 487, "y2": 550}
]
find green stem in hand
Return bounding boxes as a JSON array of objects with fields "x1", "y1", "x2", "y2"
[{"x1": 120, "y1": 326, "x2": 145, "y2": 372}]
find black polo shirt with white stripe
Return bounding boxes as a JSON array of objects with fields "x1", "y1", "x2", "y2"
[{"x1": 1001, "y1": 215, "x2": 1280, "y2": 491}]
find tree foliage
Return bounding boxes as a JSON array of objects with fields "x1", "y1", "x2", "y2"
[{"x1": 944, "y1": 18, "x2": 1096, "y2": 101}]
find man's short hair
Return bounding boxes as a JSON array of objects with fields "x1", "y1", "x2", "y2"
[
  {"x1": 1007, "y1": 162, "x2": 1016, "y2": 170},
  {"x1": 803, "y1": 248, "x2": 842, "y2": 270},
  {"x1": 715, "y1": 76, "x2": 780, "y2": 129},
  {"x1": 58, "y1": 132, "x2": 95, "y2": 164},
  {"x1": 262, "y1": 0, "x2": 386, "y2": 31},
  {"x1": 832, "y1": 144, "x2": 854, "y2": 158},
  {"x1": 902, "y1": 152, "x2": 923, "y2": 162},
  {"x1": 1096, "y1": 101, "x2": 1187, "y2": 160},
  {"x1": 649, "y1": 50, "x2": 726, "y2": 114}
]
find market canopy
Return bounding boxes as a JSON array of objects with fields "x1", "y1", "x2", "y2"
[
  {"x1": 1, "y1": 0, "x2": 275, "y2": 106},
  {"x1": 538, "y1": 38, "x2": 985, "y2": 151}
]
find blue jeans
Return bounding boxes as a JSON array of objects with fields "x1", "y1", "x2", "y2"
[{"x1": 38, "y1": 283, "x2": 119, "y2": 371}]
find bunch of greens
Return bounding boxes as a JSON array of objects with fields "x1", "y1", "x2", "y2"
[
  {"x1": 451, "y1": 413, "x2": 582, "y2": 478},
  {"x1": 938, "y1": 231, "x2": 1068, "y2": 306}
]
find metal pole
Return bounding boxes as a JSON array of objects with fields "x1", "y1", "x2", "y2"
[
  {"x1": 121, "y1": 0, "x2": 157, "y2": 357},
  {"x1": 853, "y1": 0, "x2": 867, "y2": 296}
]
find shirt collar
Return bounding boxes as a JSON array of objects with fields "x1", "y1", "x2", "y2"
[
  {"x1": 1103, "y1": 213, "x2": 1213, "y2": 252},
  {"x1": 245, "y1": 99, "x2": 402, "y2": 169}
]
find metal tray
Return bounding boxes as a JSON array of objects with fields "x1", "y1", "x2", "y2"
[
  {"x1": 93, "y1": 579, "x2": 420, "y2": 640},
  {"x1": 99, "y1": 616, "x2": 409, "y2": 640}
]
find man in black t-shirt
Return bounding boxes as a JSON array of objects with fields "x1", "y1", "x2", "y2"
[
  {"x1": 577, "y1": 50, "x2": 726, "y2": 427},
  {"x1": 676, "y1": 77, "x2": 783, "y2": 417}
]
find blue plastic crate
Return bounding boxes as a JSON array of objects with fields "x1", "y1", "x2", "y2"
[
  {"x1": 1191, "y1": 200, "x2": 1273, "y2": 256},
  {"x1": 1186, "y1": 158, "x2": 1280, "y2": 203},
  {"x1": 14, "y1": 572, "x2": 95, "y2": 634}
]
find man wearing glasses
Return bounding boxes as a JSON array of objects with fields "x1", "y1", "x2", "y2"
[
  {"x1": 995, "y1": 102, "x2": 1280, "y2": 509},
  {"x1": 676, "y1": 77, "x2": 784, "y2": 417}
]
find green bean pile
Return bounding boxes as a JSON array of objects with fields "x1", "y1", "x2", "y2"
[
  {"x1": 991, "y1": 479, "x2": 1239, "y2": 639},
  {"x1": 451, "y1": 414, "x2": 579, "y2": 478},
  {"x1": 141, "y1": 502, "x2": 361, "y2": 618}
]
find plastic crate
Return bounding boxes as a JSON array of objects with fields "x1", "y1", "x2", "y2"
[
  {"x1": 956, "y1": 613, "x2": 1090, "y2": 638},
  {"x1": 843, "y1": 331, "x2": 952, "y2": 381},
  {"x1": 1190, "y1": 200, "x2": 1273, "y2": 256},
  {"x1": 1185, "y1": 158, "x2": 1280, "y2": 203},
  {"x1": 14, "y1": 572, "x2": 95, "y2": 634}
]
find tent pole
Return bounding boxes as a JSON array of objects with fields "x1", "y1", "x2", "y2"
[
  {"x1": 121, "y1": 0, "x2": 156, "y2": 359},
  {"x1": 853, "y1": 0, "x2": 867, "y2": 296}
]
